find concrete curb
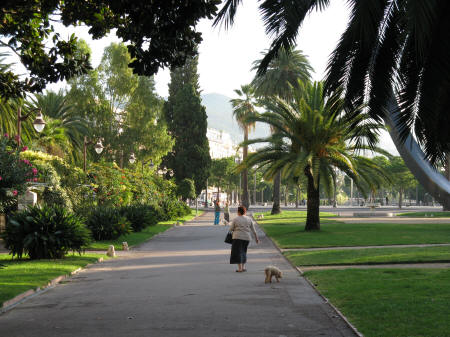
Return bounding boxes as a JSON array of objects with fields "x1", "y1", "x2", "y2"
[
  {"x1": 1, "y1": 256, "x2": 104, "y2": 315},
  {"x1": 252, "y1": 213, "x2": 364, "y2": 337}
]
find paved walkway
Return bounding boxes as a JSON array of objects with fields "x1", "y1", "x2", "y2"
[{"x1": 0, "y1": 211, "x2": 357, "y2": 337}]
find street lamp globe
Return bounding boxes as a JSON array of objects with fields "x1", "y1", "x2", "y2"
[
  {"x1": 33, "y1": 111, "x2": 46, "y2": 133},
  {"x1": 94, "y1": 140, "x2": 104, "y2": 154},
  {"x1": 129, "y1": 153, "x2": 136, "y2": 164}
]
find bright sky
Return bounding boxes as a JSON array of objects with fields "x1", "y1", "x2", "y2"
[{"x1": 11, "y1": 0, "x2": 398, "y2": 154}]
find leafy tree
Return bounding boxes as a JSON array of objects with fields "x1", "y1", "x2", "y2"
[
  {"x1": 66, "y1": 42, "x2": 172, "y2": 170},
  {"x1": 177, "y1": 178, "x2": 196, "y2": 202},
  {"x1": 1, "y1": 1, "x2": 220, "y2": 98},
  {"x1": 163, "y1": 54, "x2": 211, "y2": 195},
  {"x1": 210, "y1": 157, "x2": 235, "y2": 200},
  {"x1": 214, "y1": 0, "x2": 450, "y2": 165},
  {"x1": 241, "y1": 82, "x2": 388, "y2": 230},
  {"x1": 231, "y1": 84, "x2": 258, "y2": 209},
  {"x1": 251, "y1": 47, "x2": 313, "y2": 214},
  {"x1": 386, "y1": 157, "x2": 417, "y2": 208}
]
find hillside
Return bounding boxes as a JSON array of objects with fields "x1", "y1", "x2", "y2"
[{"x1": 201, "y1": 93, "x2": 270, "y2": 144}]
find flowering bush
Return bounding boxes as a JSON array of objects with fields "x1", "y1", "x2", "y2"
[{"x1": 0, "y1": 134, "x2": 38, "y2": 213}]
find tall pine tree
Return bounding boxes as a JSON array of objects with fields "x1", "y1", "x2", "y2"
[{"x1": 163, "y1": 55, "x2": 211, "y2": 195}]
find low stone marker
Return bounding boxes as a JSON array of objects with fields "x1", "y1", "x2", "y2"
[
  {"x1": 107, "y1": 245, "x2": 116, "y2": 257},
  {"x1": 122, "y1": 242, "x2": 129, "y2": 251}
]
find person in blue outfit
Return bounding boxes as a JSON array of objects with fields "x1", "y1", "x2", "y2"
[{"x1": 214, "y1": 199, "x2": 221, "y2": 225}]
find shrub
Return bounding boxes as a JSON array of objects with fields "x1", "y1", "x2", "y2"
[
  {"x1": 120, "y1": 204, "x2": 159, "y2": 232},
  {"x1": 42, "y1": 186, "x2": 73, "y2": 209},
  {"x1": 159, "y1": 198, "x2": 191, "y2": 220},
  {"x1": 2, "y1": 205, "x2": 91, "y2": 259},
  {"x1": 86, "y1": 206, "x2": 131, "y2": 241}
]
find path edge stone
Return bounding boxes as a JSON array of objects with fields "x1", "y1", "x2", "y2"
[
  {"x1": 253, "y1": 214, "x2": 364, "y2": 337},
  {"x1": 1, "y1": 256, "x2": 105, "y2": 315}
]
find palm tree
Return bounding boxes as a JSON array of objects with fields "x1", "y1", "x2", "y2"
[
  {"x1": 251, "y1": 47, "x2": 313, "y2": 214},
  {"x1": 251, "y1": 47, "x2": 313, "y2": 100},
  {"x1": 241, "y1": 81, "x2": 388, "y2": 230},
  {"x1": 230, "y1": 84, "x2": 258, "y2": 209},
  {"x1": 31, "y1": 90, "x2": 89, "y2": 164}
]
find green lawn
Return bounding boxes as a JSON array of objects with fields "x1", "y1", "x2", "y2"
[
  {"x1": 88, "y1": 209, "x2": 202, "y2": 250},
  {"x1": 257, "y1": 211, "x2": 450, "y2": 248},
  {"x1": 285, "y1": 246, "x2": 450, "y2": 266},
  {"x1": 0, "y1": 253, "x2": 106, "y2": 306},
  {"x1": 304, "y1": 269, "x2": 450, "y2": 337},
  {"x1": 397, "y1": 211, "x2": 450, "y2": 218}
]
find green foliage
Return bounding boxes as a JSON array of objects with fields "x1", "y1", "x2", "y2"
[
  {"x1": 86, "y1": 206, "x2": 131, "y2": 241},
  {"x1": 120, "y1": 204, "x2": 159, "y2": 232},
  {"x1": 1, "y1": 1, "x2": 220, "y2": 98},
  {"x1": 42, "y1": 186, "x2": 72, "y2": 209},
  {"x1": 2, "y1": 205, "x2": 91, "y2": 260},
  {"x1": 177, "y1": 178, "x2": 196, "y2": 201},
  {"x1": 0, "y1": 135, "x2": 39, "y2": 213},
  {"x1": 159, "y1": 199, "x2": 191, "y2": 221},
  {"x1": 21, "y1": 150, "x2": 89, "y2": 211},
  {"x1": 163, "y1": 54, "x2": 211, "y2": 195}
]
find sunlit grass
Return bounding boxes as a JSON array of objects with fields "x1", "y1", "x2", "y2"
[
  {"x1": 305, "y1": 269, "x2": 450, "y2": 337},
  {"x1": 285, "y1": 246, "x2": 450, "y2": 266},
  {"x1": 256, "y1": 211, "x2": 450, "y2": 248},
  {"x1": 0, "y1": 253, "x2": 107, "y2": 306},
  {"x1": 397, "y1": 211, "x2": 450, "y2": 217}
]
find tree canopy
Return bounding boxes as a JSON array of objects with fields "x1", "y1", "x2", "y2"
[{"x1": 1, "y1": 0, "x2": 220, "y2": 98}]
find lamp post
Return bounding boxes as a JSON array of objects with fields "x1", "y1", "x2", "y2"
[
  {"x1": 83, "y1": 137, "x2": 104, "y2": 172},
  {"x1": 17, "y1": 107, "x2": 46, "y2": 146}
]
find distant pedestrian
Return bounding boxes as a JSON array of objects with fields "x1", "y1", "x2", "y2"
[
  {"x1": 224, "y1": 201, "x2": 230, "y2": 224},
  {"x1": 214, "y1": 199, "x2": 221, "y2": 225},
  {"x1": 229, "y1": 206, "x2": 259, "y2": 272}
]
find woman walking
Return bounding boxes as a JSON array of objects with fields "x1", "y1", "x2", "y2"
[{"x1": 229, "y1": 206, "x2": 260, "y2": 272}]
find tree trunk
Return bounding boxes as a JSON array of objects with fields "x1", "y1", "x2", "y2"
[
  {"x1": 271, "y1": 171, "x2": 281, "y2": 214},
  {"x1": 444, "y1": 154, "x2": 450, "y2": 210},
  {"x1": 295, "y1": 186, "x2": 299, "y2": 208},
  {"x1": 305, "y1": 166, "x2": 320, "y2": 231},
  {"x1": 399, "y1": 188, "x2": 403, "y2": 209},
  {"x1": 241, "y1": 128, "x2": 250, "y2": 209}
]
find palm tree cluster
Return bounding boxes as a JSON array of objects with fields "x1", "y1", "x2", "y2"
[
  {"x1": 216, "y1": 0, "x2": 450, "y2": 166},
  {"x1": 231, "y1": 48, "x2": 388, "y2": 230}
]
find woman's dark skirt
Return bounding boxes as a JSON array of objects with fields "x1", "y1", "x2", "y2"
[
  {"x1": 230, "y1": 239, "x2": 249, "y2": 264},
  {"x1": 224, "y1": 212, "x2": 230, "y2": 222}
]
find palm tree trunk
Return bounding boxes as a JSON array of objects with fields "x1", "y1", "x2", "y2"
[
  {"x1": 271, "y1": 171, "x2": 281, "y2": 214},
  {"x1": 242, "y1": 127, "x2": 250, "y2": 209},
  {"x1": 295, "y1": 186, "x2": 299, "y2": 208},
  {"x1": 305, "y1": 166, "x2": 320, "y2": 231},
  {"x1": 399, "y1": 187, "x2": 403, "y2": 209},
  {"x1": 284, "y1": 184, "x2": 288, "y2": 206},
  {"x1": 444, "y1": 154, "x2": 450, "y2": 210}
]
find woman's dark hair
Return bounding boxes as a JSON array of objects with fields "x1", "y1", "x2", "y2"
[{"x1": 237, "y1": 206, "x2": 246, "y2": 215}]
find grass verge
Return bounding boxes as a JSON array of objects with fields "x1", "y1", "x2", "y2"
[
  {"x1": 304, "y1": 269, "x2": 450, "y2": 337},
  {"x1": 0, "y1": 253, "x2": 106, "y2": 307},
  {"x1": 256, "y1": 211, "x2": 450, "y2": 248},
  {"x1": 89, "y1": 209, "x2": 203, "y2": 250},
  {"x1": 285, "y1": 246, "x2": 450, "y2": 266},
  {"x1": 397, "y1": 211, "x2": 450, "y2": 217}
]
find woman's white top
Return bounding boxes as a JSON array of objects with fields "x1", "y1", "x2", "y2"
[{"x1": 229, "y1": 215, "x2": 257, "y2": 241}]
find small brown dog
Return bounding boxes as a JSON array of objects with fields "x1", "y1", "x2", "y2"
[{"x1": 264, "y1": 266, "x2": 282, "y2": 283}]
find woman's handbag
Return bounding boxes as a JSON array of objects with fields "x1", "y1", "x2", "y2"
[{"x1": 224, "y1": 231, "x2": 233, "y2": 244}]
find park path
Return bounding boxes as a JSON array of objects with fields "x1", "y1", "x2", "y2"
[{"x1": 0, "y1": 211, "x2": 357, "y2": 337}]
